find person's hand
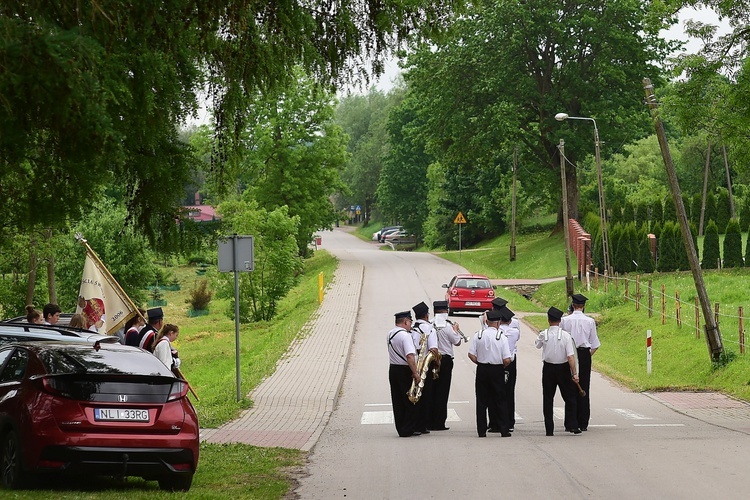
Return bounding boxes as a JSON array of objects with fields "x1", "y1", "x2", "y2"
[
  {"x1": 572, "y1": 373, "x2": 579, "y2": 382},
  {"x1": 173, "y1": 358, "x2": 182, "y2": 369},
  {"x1": 412, "y1": 372, "x2": 421, "y2": 384}
]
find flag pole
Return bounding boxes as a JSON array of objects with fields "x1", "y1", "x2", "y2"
[{"x1": 75, "y1": 233, "x2": 199, "y2": 401}]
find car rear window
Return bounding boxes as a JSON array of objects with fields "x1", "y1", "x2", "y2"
[
  {"x1": 39, "y1": 347, "x2": 174, "y2": 377},
  {"x1": 456, "y1": 279, "x2": 491, "y2": 289}
]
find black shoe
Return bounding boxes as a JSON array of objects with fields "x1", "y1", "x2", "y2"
[
  {"x1": 411, "y1": 431, "x2": 422, "y2": 437},
  {"x1": 487, "y1": 428, "x2": 502, "y2": 433},
  {"x1": 420, "y1": 429, "x2": 430, "y2": 434},
  {"x1": 572, "y1": 428, "x2": 582, "y2": 434},
  {"x1": 581, "y1": 427, "x2": 588, "y2": 431},
  {"x1": 478, "y1": 434, "x2": 486, "y2": 438},
  {"x1": 501, "y1": 432, "x2": 512, "y2": 437},
  {"x1": 431, "y1": 427, "x2": 450, "y2": 431},
  {"x1": 546, "y1": 432, "x2": 553, "y2": 436}
]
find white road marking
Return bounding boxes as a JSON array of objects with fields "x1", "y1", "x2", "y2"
[
  {"x1": 361, "y1": 409, "x2": 462, "y2": 425},
  {"x1": 633, "y1": 423, "x2": 685, "y2": 427},
  {"x1": 608, "y1": 408, "x2": 653, "y2": 420}
]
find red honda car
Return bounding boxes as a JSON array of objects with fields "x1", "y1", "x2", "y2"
[
  {"x1": 442, "y1": 274, "x2": 497, "y2": 314},
  {"x1": 0, "y1": 342, "x2": 199, "y2": 491}
]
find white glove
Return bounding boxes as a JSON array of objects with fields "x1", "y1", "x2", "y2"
[{"x1": 172, "y1": 357, "x2": 182, "y2": 369}]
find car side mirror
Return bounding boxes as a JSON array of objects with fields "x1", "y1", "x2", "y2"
[
  {"x1": 442, "y1": 284, "x2": 448, "y2": 288},
  {"x1": 492, "y1": 285, "x2": 497, "y2": 289}
]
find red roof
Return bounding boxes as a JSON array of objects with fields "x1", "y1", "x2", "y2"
[{"x1": 184, "y1": 205, "x2": 218, "y2": 222}]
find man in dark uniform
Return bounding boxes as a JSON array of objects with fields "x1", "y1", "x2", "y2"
[
  {"x1": 468, "y1": 309, "x2": 512, "y2": 437},
  {"x1": 411, "y1": 301, "x2": 438, "y2": 434},
  {"x1": 536, "y1": 307, "x2": 581, "y2": 436},
  {"x1": 387, "y1": 310, "x2": 422, "y2": 437},
  {"x1": 560, "y1": 294, "x2": 601, "y2": 431},
  {"x1": 429, "y1": 300, "x2": 462, "y2": 431},
  {"x1": 134, "y1": 307, "x2": 164, "y2": 352}
]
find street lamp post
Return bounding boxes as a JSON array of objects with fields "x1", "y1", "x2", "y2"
[{"x1": 555, "y1": 112, "x2": 611, "y2": 277}]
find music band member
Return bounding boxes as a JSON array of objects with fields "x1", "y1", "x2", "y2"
[
  {"x1": 429, "y1": 300, "x2": 462, "y2": 431},
  {"x1": 388, "y1": 311, "x2": 422, "y2": 437},
  {"x1": 411, "y1": 301, "x2": 439, "y2": 434},
  {"x1": 536, "y1": 307, "x2": 580, "y2": 436},
  {"x1": 560, "y1": 293, "x2": 600, "y2": 431},
  {"x1": 468, "y1": 309, "x2": 512, "y2": 438},
  {"x1": 498, "y1": 307, "x2": 520, "y2": 432}
]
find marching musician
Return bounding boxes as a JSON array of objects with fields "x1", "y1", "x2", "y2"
[
  {"x1": 411, "y1": 301, "x2": 439, "y2": 434},
  {"x1": 429, "y1": 300, "x2": 462, "y2": 431},
  {"x1": 480, "y1": 297, "x2": 521, "y2": 331},
  {"x1": 560, "y1": 294, "x2": 600, "y2": 431},
  {"x1": 497, "y1": 307, "x2": 520, "y2": 432},
  {"x1": 535, "y1": 307, "x2": 581, "y2": 436},
  {"x1": 468, "y1": 309, "x2": 512, "y2": 438},
  {"x1": 387, "y1": 310, "x2": 422, "y2": 437}
]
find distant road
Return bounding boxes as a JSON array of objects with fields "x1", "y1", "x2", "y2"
[{"x1": 295, "y1": 228, "x2": 750, "y2": 499}]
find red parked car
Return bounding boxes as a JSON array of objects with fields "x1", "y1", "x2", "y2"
[
  {"x1": 0, "y1": 342, "x2": 199, "y2": 491},
  {"x1": 442, "y1": 274, "x2": 497, "y2": 314}
]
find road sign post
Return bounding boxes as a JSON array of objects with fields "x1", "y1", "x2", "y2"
[
  {"x1": 454, "y1": 212, "x2": 467, "y2": 257},
  {"x1": 218, "y1": 235, "x2": 255, "y2": 402}
]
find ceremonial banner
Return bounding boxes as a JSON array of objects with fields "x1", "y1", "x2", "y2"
[{"x1": 76, "y1": 251, "x2": 137, "y2": 335}]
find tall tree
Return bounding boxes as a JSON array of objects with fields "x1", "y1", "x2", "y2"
[
  {"x1": 0, "y1": 0, "x2": 464, "y2": 240},
  {"x1": 240, "y1": 70, "x2": 349, "y2": 256},
  {"x1": 401, "y1": 0, "x2": 676, "y2": 230}
]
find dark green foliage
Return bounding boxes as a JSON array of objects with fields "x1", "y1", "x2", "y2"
[
  {"x1": 722, "y1": 218, "x2": 743, "y2": 267},
  {"x1": 690, "y1": 193, "x2": 703, "y2": 227},
  {"x1": 651, "y1": 198, "x2": 664, "y2": 225},
  {"x1": 657, "y1": 221, "x2": 676, "y2": 272},
  {"x1": 622, "y1": 201, "x2": 635, "y2": 223},
  {"x1": 651, "y1": 221, "x2": 662, "y2": 239},
  {"x1": 716, "y1": 189, "x2": 731, "y2": 232},
  {"x1": 740, "y1": 201, "x2": 750, "y2": 231},
  {"x1": 663, "y1": 195, "x2": 677, "y2": 222},
  {"x1": 610, "y1": 223, "x2": 625, "y2": 273},
  {"x1": 637, "y1": 201, "x2": 650, "y2": 224},
  {"x1": 702, "y1": 220, "x2": 720, "y2": 269},
  {"x1": 609, "y1": 202, "x2": 622, "y2": 226}
]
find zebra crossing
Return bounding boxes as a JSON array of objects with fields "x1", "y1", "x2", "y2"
[{"x1": 361, "y1": 402, "x2": 685, "y2": 428}]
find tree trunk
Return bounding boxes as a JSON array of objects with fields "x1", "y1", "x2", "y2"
[
  {"x1": 46, "y1": 229, "x2": 57, "y2": 304},
  {"x1": 26, "y1": 235, "x2": 38, "y2": 307}
]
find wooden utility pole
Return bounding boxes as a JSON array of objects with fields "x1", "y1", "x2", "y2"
[
  {"x1": 699, "y1": 140, "x2": 711, "y2": 236},
  {"x1": 723, "y1": 145, "x2": 735, "y2": 219},
  {"x1": 510, "y1": 146, "x2": 517, "y2": 261},
  {"x1": 643, "y1": 78, "x2": 723, "y2": 361},
  {"x1": 559, "y1": 140, "x2": 574, "y2": 298}
]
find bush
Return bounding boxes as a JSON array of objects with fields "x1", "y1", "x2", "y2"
[
  {"x1": 723, "y1": 219, "x2": 743, "y2": 268},
  {"x1": 187, "y1": 279, "x2": 212, "y2": 311},
  {"x1": 702, "y1": 220, "x2": 720, "y2": 269}
]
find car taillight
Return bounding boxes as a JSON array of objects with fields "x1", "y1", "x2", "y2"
[
  {"x1": 168, "y1": 380, "x2": 189, "y2": 402},
  {"x1": 450, "y1": 289, "x2": 458, "y2": 296},
  {"x1": 34, "y1": 377, "x2": 72, "y2": 398},
  {"x1": 488, "y1": 290, "x2": 495, "y2": 297}
]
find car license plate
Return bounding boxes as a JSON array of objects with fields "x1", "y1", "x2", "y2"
[
  {"x1": 94, "y1": 408, "x2": 149, "y2": 422},
  {"x1": 465, "y1": 301, "x2": 481, "y2": 306}
]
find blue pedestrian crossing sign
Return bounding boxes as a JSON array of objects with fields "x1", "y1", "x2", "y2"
[{"x1": 454, "y1": 212, "x2": 467, "y2": 224}]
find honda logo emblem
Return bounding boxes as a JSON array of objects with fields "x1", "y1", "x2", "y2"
[{"x1": 118, "y1": 395, "x2": 128, "y2": 403}]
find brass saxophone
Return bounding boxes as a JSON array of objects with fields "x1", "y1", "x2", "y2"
[{"x1": 407, "y1": 331, "x2": 441, "y2": 404}]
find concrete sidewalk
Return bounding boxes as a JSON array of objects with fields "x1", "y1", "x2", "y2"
[{"x1": 200, "y1": 258, "x2": 363, "y2": 451}]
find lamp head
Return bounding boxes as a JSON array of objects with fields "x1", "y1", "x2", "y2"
[{"x1": 555, "y1": 113, "x2": 569, "y2": 122}]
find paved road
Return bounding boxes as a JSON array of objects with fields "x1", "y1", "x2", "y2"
[{"x1": 293, "y1": 228, "x2": 750, "y2": 499}]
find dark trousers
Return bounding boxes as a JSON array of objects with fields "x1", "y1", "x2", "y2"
[
  {"x1": 429, "y1": 355, "x2": 453, "y2": 429},
  {"x1": 577, "y1": 347, "x2": 592, "y2": 428},
  {"x1": 506, "y1": 357, "x2": 517, "y2": 428},
  {"x1": 488, "y1": 358, "x2": 516, "y2": 430},
  {"x1": 389, "y1": 364, "x2": 419, "y2": 437},
  {"x1": 542, "y1": 361, "x2": 578, "y2": 435},
  {"x1": 416, "y1": 369, "x2": 434, "y2": 432},
  {"x1": 475, "y1": 363, "x2": 508, "y2": 436}
]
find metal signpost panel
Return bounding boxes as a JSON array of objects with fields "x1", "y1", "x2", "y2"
[{"x1": 218, "y1": 235, "x2": 255, "y2": 401}]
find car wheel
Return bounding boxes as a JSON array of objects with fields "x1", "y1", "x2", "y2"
[
  {"x1": 0, "y1": 429, "x2": 26, "y2": 489},
  {"x1": 158, "y1": 473, "x2": 194, "y2": 492}
]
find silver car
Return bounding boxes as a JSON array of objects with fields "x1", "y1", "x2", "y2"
[{"x1": 0, "y1": 321, "x2": 119, "y2": 346}]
